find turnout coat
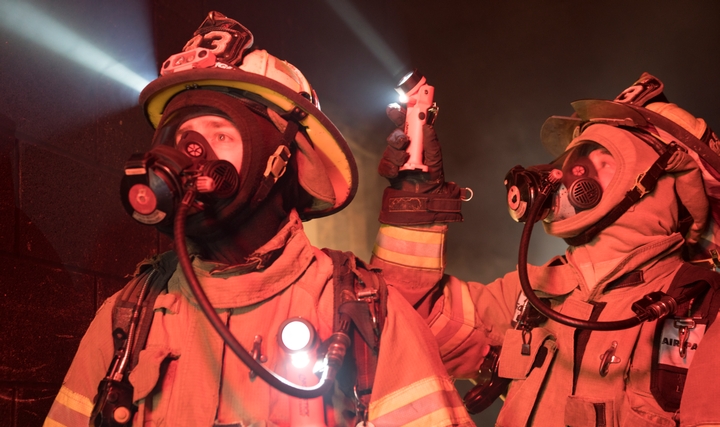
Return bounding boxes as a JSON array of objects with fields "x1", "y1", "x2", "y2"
[{"x1": 45, "y1": 212, "x2": 472, "y2": 427}]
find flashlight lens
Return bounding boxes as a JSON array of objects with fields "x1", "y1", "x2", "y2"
[
  {"x1": 290, "y1": 352, "x2": 311, "y2": 369},
  {"x1": 395, "y1": 89, "x2": 409, "y2": 103},
  {"x1": 281, "y1": 320, "x2": 312, "y2": 351}
]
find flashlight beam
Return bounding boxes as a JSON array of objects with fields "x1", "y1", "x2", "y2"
[
  {"x1": 0, "y1": 2, "x2": 150, "y2": 92},
  {"x1": 324, "y1": 0, "x2": 405, "y2": 77}
]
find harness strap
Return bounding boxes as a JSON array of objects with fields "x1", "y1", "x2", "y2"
[
  {"x1": 111, "y1": 251, "x2": 178, "y2": 371},
  {"x1": 92, "y1": 251, "x2": 178, "y2": 426},
  {"x1": 323, "y1": 248, "x2": 388, "y2": 417}
]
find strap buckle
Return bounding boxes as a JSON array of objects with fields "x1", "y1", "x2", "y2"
[
  {"x1": 263, "y1": 145, "x2": 291, "y2": 182},
  {"x1": 357, "y1": 289, "x2": 380, "y2": 337},
  {"x1": 633, "y1": 172, "x2": 651, "y2": 198}
]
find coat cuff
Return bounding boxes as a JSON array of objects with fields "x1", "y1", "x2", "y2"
[{"x1": 378, "y1": 182, "x2": 465, "y2": 225}]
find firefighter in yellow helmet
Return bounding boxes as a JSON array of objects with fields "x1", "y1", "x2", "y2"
[
  {"x1": 372, "y1": 72, "x2": 720, "y2": 426},
  {"x1": 44, "y1": 12, "x2": 473, "y2": 427}
]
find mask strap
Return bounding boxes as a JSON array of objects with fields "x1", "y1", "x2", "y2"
[{"x1": 249, "y1": 107, "x2": 307, "y2": 209}]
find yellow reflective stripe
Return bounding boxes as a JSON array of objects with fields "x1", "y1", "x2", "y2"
[
  {"x1": 377, "y1": 224, "x2": 446, "y2": 245},
  {"x1": 43, "y1": 418, "x2": 66, "y2": 427},
  {"x1": 399, "y1": 406, "x2": 472, "y2": 427},
  {"x1": 372, "y1": 245, "x2": 443, "y2": 270},
  {"x1": 372, "y1": 224, "x2": 447, "y2": 269},
  {"x1": 55, "y1": 385, "x2": 94, "y2": 417},
  {"x1": 370, "y1": 376, "x2": 453, "y2": 419},
  {"x1": 428, "y1": 281, "x2": 476, "y2": 356},
  {"x1": 438, "y1": 280, "x2": 475, "y2": 355}
]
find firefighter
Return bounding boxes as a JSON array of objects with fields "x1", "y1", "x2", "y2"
[
  {"x1": 44, "y1": 12, "x2": 473, "y2": 427},
  {"x1": 372, "y1": 73, "x2": 720, "y2": 426}
]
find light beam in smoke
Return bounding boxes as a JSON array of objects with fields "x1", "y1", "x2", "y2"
[
  {"x1": 324, "y1": 0, "x2": 405, "y2": 77},
  {"x1": 0, "y1": 1, "x2": 151, "y2": 92}
]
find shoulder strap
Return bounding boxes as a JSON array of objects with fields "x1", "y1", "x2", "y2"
[
  {"x1": 92, "y1": 251, "x2": 178, "y2": 426},
  {"x1": 322, "y1": 248, "x2": 388, "y2": 417},
  {"x1": 112, "y1": 251, "x2": 178, "y2": 370}
]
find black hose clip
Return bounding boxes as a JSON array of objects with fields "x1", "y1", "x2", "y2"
[{"x1": 631, "y1": 291, "x2": 678, "y2": 322}]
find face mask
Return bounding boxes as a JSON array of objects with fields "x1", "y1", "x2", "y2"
[
  {"x1": 506, "y1": 142, "x2": 615, "y2": 224},
  {"x1": 544, "y1": 143, "x2": 614, "y2": 222},
  {"x1": 119, "y1": 122, "x2": 239, "y2": 228}
]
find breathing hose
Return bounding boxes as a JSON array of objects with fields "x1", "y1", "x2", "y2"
[
  {"x1": 517, "y1": 175, "x2": 706, "y2": 331},
  {"x1": 173, "y1": 188, "x2": 348, "y2": 398}
]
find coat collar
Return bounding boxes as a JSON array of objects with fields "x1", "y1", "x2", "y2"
[{"x1": 169, "y1": 210, "x2": 318, "y2": 308}]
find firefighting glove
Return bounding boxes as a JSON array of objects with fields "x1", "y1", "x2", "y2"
[
  {"x1": 379, "y1": 104, "x2": 445, "y2": 193},
  {"x1": 378, "y1": 104, "x2": 464, "y2": 225}
]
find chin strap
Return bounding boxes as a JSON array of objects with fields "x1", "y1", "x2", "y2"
[
  {"x1": 564, "y1": 142, "x2": 680, "y2": 246},
  {"x1": 249, "y1": 107, "x2": 306, "y2": 209}
]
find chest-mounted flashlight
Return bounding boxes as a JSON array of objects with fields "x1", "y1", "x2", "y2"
[
  {"x1": 279, "y1": 317, "x2": 318, "y2": 369},
  {"x1": 278, "y1": 317, "x2": 326, "y2": 426}
]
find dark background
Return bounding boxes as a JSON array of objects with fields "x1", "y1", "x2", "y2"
[{"x1": 1, "y1": 1, "x2": 719, "y2": 425}]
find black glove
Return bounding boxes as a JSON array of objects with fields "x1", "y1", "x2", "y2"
[
  {"x1": 378, "y1": 104, "x2": 463, "y2": 225},
  {"x1": 378, "y1": 104, "x2": 444, "y2": 194}
]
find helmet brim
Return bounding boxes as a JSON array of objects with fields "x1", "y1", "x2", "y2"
[
  {"x1": 540, "y1": 99, "x2": 647, "y2": 156},
  {"x1": 139, "y1": 67, "x2": 358, "y2": 219}
]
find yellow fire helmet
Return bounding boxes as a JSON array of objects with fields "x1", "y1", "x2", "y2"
[{"x1": 139, "y1": 11, "x2": 357, "y2": 219}]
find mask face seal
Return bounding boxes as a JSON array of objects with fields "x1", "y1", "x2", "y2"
[{"x1": 545, "y1": 142, "x2": 615, "y2": 223}]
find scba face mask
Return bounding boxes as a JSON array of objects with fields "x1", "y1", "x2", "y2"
[
  {"x1": 546, "y1": 142, "x2": 616, "y2": 223},
  {"x1": 120, "y1": 111, "x2": 241, "y2": 229},
  {"x1": 505, "y1": 141, "x2": 616, "y2": 224}
]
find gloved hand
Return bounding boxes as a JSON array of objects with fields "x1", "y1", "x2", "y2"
[
  {"x1": 377, "y1": 104, "x2": 464, "y2": 225},
  {"x1": 378, "y1": 104, "x2": 444, "y2": 194}
]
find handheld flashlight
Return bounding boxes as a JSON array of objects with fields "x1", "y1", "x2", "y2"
[{"x1": 395, "y1": 69, "x2": 438, "y2": 172}]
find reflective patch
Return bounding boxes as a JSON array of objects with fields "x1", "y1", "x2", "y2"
[
  {"x1": 658, "y1": 319, "x2": 706, "y2": 367},
  {"x1": 45, "y1": 385, "x2": 94, "y2": 426},
  {"x1": 369, "y1": 376, "x2": 470, "y2": 426}
]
